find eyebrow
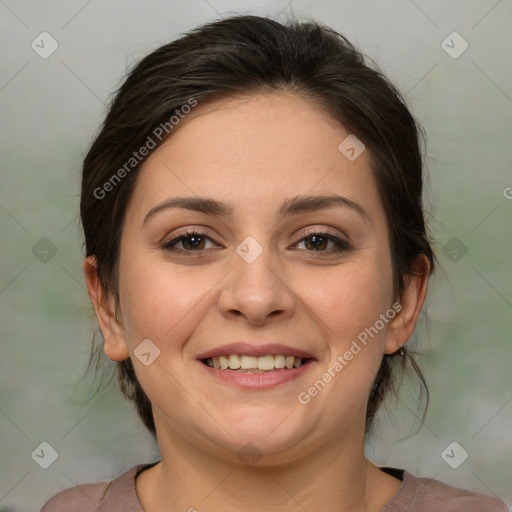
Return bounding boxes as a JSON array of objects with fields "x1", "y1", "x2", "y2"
[{"x1": 143, "y1": 194, "x2": 371, "y2": 225}]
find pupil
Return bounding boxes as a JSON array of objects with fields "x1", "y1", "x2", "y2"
[
  {"x1": 308, "y1": 235, "x2": 327, "y2": 250},
  {"x1": 185, "y1": 236, "x2": 203, "y2": 249}
]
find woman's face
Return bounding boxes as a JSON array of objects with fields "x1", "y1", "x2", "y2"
[{"x1": 99, "y1": 92, "x2": 414, "y2": 463}]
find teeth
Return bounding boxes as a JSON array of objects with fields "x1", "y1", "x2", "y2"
[
  {"x1": 274, "y1": 355, "x2": 285, "y2": 369},
  {"x1": 258, "y1": 355, "x2": 275, "y2": 371},
  {"x1": 205, "y1": 354, "x2": 307, "y2": 371},
  {"x1": 228, "y1": 354, "x2": 241, "y2": 369},
  {"x1": 240, "y1": 355, "x2": 258, "y2": 369}
]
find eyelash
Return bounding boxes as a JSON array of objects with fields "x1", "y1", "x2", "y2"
[{"x1": 162, "y1": 228, "x2": 351, "y2": 255}]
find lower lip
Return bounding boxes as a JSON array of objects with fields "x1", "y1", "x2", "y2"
[{"x1": 199, "y1": 361, "x2": 315, "y2": 389}]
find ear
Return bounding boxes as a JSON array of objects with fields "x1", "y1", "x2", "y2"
[
  {"x1": 83, "y1": 256, "x2": 130, "y2": 361},
  {"x1": 384, "y1": 254, "x2": 431, "y2": 354}
]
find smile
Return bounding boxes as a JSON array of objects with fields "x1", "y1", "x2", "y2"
[
  {"x1": 202, "y1": 354, "x2": 313, "y2": 372},
  {"x1": 196, "y1": 342, "x2": 317, "y2": 388}
]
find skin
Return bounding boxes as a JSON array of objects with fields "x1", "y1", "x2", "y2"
[{"x1": 84, "y1": 92, "x2": 430, "y2": 512}]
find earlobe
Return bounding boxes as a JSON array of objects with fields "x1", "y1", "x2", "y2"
[
  {"x1": 384, "y1": 255, "x2": 431, "y2": 355},
  {"x1": 83, "y1": 256, "x2": 130, "y2": 361}
]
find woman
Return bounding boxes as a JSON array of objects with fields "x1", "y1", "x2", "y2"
[{"x1": 41, "y1": 14, "x2": 507, "y2": 511}]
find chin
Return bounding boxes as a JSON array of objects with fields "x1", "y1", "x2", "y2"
[{"x1": 210, "y1": 409, "x2": 312, "y2": 460}]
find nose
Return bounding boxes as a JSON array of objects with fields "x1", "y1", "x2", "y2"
[{"x1": 217, "y1": 239, "x2": 296, "y2": 326}]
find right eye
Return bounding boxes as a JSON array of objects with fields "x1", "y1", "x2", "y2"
[{"x1": 162, "y1": 229, "x2": 220, "y2": 253}]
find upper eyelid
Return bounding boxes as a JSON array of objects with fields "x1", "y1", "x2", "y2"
[{"x1": 163, "y1": 229, "x2": 217, "y2": 247}]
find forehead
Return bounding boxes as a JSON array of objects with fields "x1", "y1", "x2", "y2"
[
  {"x1": 149, "y1": 92, "x2": 352, "y2": 169},
  {"x1": 129, "y1": 92, "x2": 381, "y2": 218}
]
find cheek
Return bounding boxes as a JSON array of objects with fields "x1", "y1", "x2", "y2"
[
  {"x1": 314, "y1": 263, "x2": 392, "y2": 334},
  {"x1": 308, "y1": 268, "x2": 394, "y2": 400},
  {"x1": 118, "y1": 256, "x2": 216, "y2": 349},
  {"x1": 292, "y1": 260, "x2": 395, "y2": 423}
]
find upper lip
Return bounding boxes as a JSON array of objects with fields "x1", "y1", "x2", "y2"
[{"x1": 196, "y1": 342, "x2": 316, "y2": 360}]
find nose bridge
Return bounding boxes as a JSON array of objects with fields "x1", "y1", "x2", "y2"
[{"x1": 217, "y1": 235, "x2": 295, "y2": 323}]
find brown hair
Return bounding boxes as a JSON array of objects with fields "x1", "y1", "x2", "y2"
[{"x1": 82, "y1": 15, "x2": 435, "y2": 436}]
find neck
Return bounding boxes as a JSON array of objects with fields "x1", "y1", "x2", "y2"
[{"x1": 136, "y1": 424, "x2": 399, "y2": 512}]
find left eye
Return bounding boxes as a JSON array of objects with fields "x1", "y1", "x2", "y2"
[{"x1": 295, "y1": 232, "x2": 350, "y2": 252}]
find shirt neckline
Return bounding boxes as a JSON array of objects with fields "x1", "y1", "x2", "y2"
[{"x1": 114, "y1": 463, "x2": 416, "y2": 511}]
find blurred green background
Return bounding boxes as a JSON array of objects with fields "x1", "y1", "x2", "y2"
[{"x1": 1, "y1": 0, "x2": 511, "y2": 510}]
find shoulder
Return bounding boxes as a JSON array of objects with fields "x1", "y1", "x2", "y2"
[
  {"x1": 39, "y1": 464, "x2": 148, "y2": 512},
  {"x1": 39, "y1": 480, "x2": 110, "y2": 511},
  {"x1": 385, "y1": 469, "x2": 509, "y2": 512}
]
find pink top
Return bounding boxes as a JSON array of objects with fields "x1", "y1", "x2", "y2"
[{"x1": 40, "y1": 463, "x2": 508, "y2": 511}]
